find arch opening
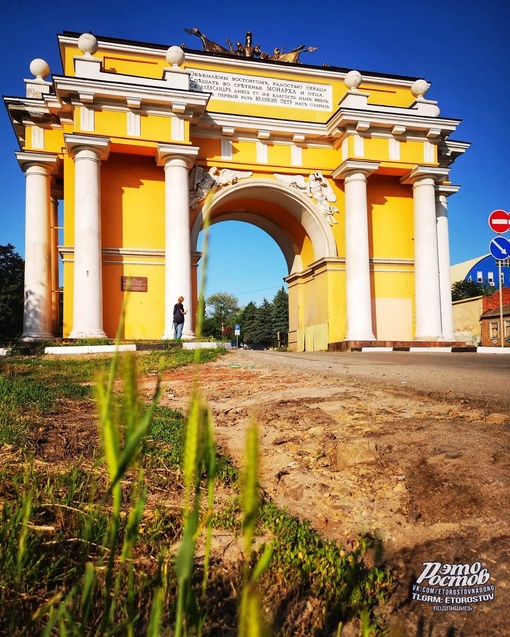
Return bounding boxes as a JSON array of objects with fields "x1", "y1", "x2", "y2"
[
  {"x1": 190, "y1": 178, "x2": 342, "y2": 350},
  {"x1": 197, "y1": 220, "x2": 289, "y2": 305}
]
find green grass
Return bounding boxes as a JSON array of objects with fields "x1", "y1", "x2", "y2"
[
  {"x1": 259, "y1": 503, "x2": 394, "y2": 631},
  {"x1": 147, "y1": 406, "x2": 187, "y2": 466},
  {"x1": 137, "y1": 346, "x2": 227, "y2": 375},
  {"x1": 0, "y1": 358, "x2": 98, "y2": 448},
  {"x1": 0, "y1": 345, "x2": 395, "y2": 636}
]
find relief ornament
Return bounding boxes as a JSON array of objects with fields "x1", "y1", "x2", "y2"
[
  {"x1": 189, "y1": 166, "x2": 253, "y2": 208},
  {"x1": 274, "y1": 172, "x2": 339, "y2": 225}
]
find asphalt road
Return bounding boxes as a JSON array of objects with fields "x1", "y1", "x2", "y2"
[{"x1": 240, "y1": 349, "x2": 510, "y2": 411}]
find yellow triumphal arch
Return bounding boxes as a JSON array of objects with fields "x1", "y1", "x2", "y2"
[{"x1": 5, "y1": 29, "x2": 469, "y2": 350}]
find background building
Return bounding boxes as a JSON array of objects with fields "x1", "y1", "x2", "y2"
[
  {"x1": 452, "y1": 287, "x2": 510, "y2": 345},
  {"x1": 451, "y1": 254, "x2": 510, "y2": 289},
  {"x1": 480, "y1": 302, "x2": 510, "y2": 347}
]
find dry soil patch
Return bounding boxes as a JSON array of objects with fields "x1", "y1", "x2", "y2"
[{"x1": 156, "y1": 349, "x2": 510, "y2": 636}]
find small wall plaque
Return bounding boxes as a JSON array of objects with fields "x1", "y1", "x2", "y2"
[{"x1": 121, "y1": 276, "x2": 148, "y2": 292}]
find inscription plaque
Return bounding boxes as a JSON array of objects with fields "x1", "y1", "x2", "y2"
[
  {"x1": 189, "y1": 69, "x2": 333, "y2": 111},
  {"x1": 121, "y1": 276, "x2": 148, "y2": 292}
]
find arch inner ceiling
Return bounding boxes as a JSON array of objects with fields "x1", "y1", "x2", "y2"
[{"x1": 190, "y1": 179, "x2": 338, "y2": 274}]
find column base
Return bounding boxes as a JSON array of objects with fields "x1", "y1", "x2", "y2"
[
  {"x1": 20, "y1": 332, "x2": 54, "y2": 342},
  {"x1": 69, "y1": 329, "x2": 107, "y2": 339},
  {"x1": 345, "y1": 333, "x2": 375, "y2": 341}
]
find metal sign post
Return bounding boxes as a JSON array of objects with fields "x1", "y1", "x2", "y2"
[
  {"x1": 498, "y1": 261, "x2": 504, "y2": 347},
  {"x1": 488, "y1": 209, "x2": 510, "y2": 348}
]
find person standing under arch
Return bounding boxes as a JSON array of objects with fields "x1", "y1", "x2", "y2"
[{"x1": 173, "y1": 296, "x2": 187, "y2": 340}]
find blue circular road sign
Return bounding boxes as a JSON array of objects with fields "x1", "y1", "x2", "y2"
[{"x1": 489, "y1": 236, "x2": 510, "y2": 260}]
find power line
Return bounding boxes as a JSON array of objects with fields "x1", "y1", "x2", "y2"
[{"x1": 236, "y1": 285, "x2": 284, "y2": 296}]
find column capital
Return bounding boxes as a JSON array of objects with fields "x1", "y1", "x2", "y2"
[
  {"x1": 64, "y1": 134, "x2": 110, "y2": 160},
  {"x1": 401, "y1": 165, "x2": 449, "y2": 185},
  {"x1": 156, "y1": 144, "x2": 199, "y2": 168},
  {"x1": 332, "y1": 159, "x2": 380, "y2": 180},
  {"x1": 435, "y1": 183, "x2": 460, "y2": 198},
  {"x1": 16, "y1": 152, "x2": 60, "y2": 174}
]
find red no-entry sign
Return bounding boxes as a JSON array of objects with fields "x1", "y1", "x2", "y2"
[{"x1": 488, "y1": 209, "x2": 510, "y2": 233}]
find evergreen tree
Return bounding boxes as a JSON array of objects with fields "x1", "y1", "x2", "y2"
[
  {"x1": 239, "y1": 301, "x2": 258, "y2": 345},
  {"x1": 0, "y1": 244, "x2": 24, "y2": 341},
  {"x1": 254, "y1": 298, "x2": 274, "y2": 346},
  {"x1": 271, "y1": 286, "x2": 289, "y2": 343}
]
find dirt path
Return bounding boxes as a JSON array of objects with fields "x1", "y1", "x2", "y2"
[{"x1": 156, "y1": 349, "x2": 510, "y2": 636}]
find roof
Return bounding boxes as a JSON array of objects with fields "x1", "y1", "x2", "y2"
[
  {"x1": 480, "y1": 302, "x2": 510, "y2": 319},
  {"x1": 450, "y1": 254, "x2": 490, "y2": 282}
]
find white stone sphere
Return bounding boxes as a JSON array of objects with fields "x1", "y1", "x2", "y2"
[
  {"x1": 78, "y1": 33, "x2": 98, "y2": 56},
  {"x1": 166, "y1": 46, "x2": 185, "y2": 67},
  {"x1": 411, "y1": 79, "x2": 430, "y2": 99},
  {"x1": 345, "y1": 70, "x2": 362, "y2": 91},
  {"x1": 29, "y1": 58, "x2": 50, "y2": 79}
]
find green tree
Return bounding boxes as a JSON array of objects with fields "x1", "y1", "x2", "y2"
[
  {"x1": 203, "y1": 292, "x2": 240, "y2": 339},
  {"x1": 271, "y1": 286, "x2": 289, "y2": 345},
  {"x1": 451, "y1": 280, "x2": 494, "y2": 301},
  {"x1": 254, "y1": 298, "x2": 274, "y2": 346},
  {"x1": 239, "y1": 301, "x2": 258, "y2": 345},
  {"x1": 0, "y1": 244, "x2": 24, "y2": 341}
]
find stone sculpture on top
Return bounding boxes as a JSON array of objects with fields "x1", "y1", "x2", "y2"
[{"x1": 183, "y1": 28, "x2": 317, "y2": 64}]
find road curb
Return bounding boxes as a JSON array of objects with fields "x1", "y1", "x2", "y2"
[{"x1": 359, "y1": 346, "x2": 510, "y2": 354}]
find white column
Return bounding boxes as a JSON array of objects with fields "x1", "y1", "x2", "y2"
[
  {"x1": 50, "y1": 194, "x2": 60, "y2": 336},
  {"x1": 402, "y1": 166, "x2": 449, "y2": 340},
  {"x1": 65, "y1": 135, "x2": 110, "y2": 339},
  {"x1": 156, "y1": 144, "x2": 199, "y2": 340},
  {"x1": 16, "y1": 153, "x2": 59, "y2": 341},
  {"x1": 436, "y1": 185, "x2": 460, "y2": 341},
  {"x1": 333, "y1": 160, "x2": 379, "y2": 341}
]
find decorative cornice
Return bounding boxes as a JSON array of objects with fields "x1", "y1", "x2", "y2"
[
  {"x1": 438, "y1": 139, "x2": 470, "y2": 168},
  {"x1": 370, "y1": 257, "x2": 414, "y2": 265},
  {"x1": 51, "y1": 75, "x2": 209, "y2": 119},
  {"x1": 284, "y1": 256, "x2": 415, "y2": 286},
  {"x1": 102, "y1": 247, "x2": 165, "y2": 257},
  {"x1": 198, "y1": 111, "x2": 324, "y2": 141},
  {"x1": 328, "y1": 107, "x2": 460, "y2": 139},
  {"x1": 59, "y1": 245, "x2": 184, "y2": 260}
]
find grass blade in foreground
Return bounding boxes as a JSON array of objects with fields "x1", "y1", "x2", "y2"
[
  {"x1": 175, "y1": 396, "x2": 216, "y2": 637},
  {"x1": 239, "y1": 421, "x2": 273, "y2": 637}
]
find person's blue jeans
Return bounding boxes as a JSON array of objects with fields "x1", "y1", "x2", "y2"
[{"x1": 174, "y1": 322, "x2": 184, "y2": 339}]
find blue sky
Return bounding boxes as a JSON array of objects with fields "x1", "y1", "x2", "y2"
[{"x1": 1, "y1": 0, "x2": 509, "y2": 306}]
